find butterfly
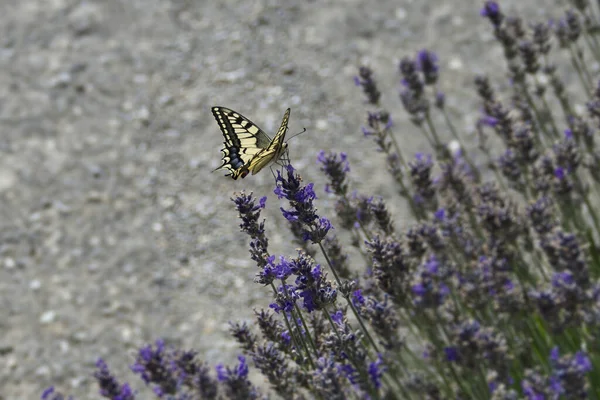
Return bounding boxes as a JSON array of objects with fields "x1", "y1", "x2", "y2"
[{"x1": 211, "y1": 106, "x2": 291, "y2": 179}]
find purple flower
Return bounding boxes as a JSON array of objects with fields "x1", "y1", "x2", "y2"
[
  {"x1": 549, "y1": 375, "x2": 563, "y2": 395},
  {"x1": 255, "y1": 255, "x2": 276, "y2": 285},
  {"x1": 130, "y1": 340, "x2": 162, "y2": 384},
  {"x1": 424, "y1": 256, "x2": 439, "y2": 273},
  {"x1": 275, "y1": 166, "x2": 307, "y2": 200},
  {"x1": 354, "y1": 66, "x2": 381, "y2": 105},
  {"x1": 274, "y1": 166, "x2": 302, "y2": 200},
  {"x1": 550, "y1": 347, "x2": 560, "y2": 362},
  {"x1": 130, "y1": 340, "x2": 181, "y2": 395},
  {"x1": 416, "y1": 50, "x2": 439, "y2": 85},
  {"x1": 409, "y1": 153, "x2": 435, "y2": 208},
  {"x1": 311, "y1": 263, "x2": 322, "y2": 280},
  {"x1": 215, "y1": 364, "x2": 227, "y2": 382},
  {"x1": 339, "y1": 363, "x2": 359, "y2": 385},
  {"x1": 481, "y1": 115, "x2": 499, "y2": 127},
  {"x1": 574, "y1": 352, "x2": 592, "y2": 372},
  {"x1": 434, "y1": 208, "x2": 445, "y2": 220},
  {"x1": 296, "y1": 183, "x2": 317, "y2": 204},
  {"x1": 412, "y1": 283, "x2": 426, "y2": 297},
  {"x1": 303, "y1": 217, "x2": 333, "y2": 243},
  {"x1": 480, "y1": 1, "x2": 503, "y2": 27},
  {"x1": 287, "y1": 251, "x2": 337, "y2": 312},
  {"x1": 399, "y1": 57, "x2": 423, "y2": 93},
  {"x1": 444, "y1": 347, "x2": 459, "y2": 362},
  {"x1": 368, "y1": 355, "x2": 386, "y2": 389},
  {"x1": 269, "y1": 284, "x2": 296, "y2": 314},
  {"x1": 411, "y1": 256, "x2": 452, "y2": 308},
  {"x1": 235, "y1": 356, "x2": 249, "y2": 378},
  {"x1": 553, "y1": 134, "x2": 580, "y2": 174},
  {"x1": 41, "y1": 387, "x2": 56, "y2": 400},
  {"x1": 564, "y1": 128, "x2": 573, "y2": 139},
  {"x1": 216, "y1": 355, "x2": 249, "y2": 381},
  {"x1": 331, "y1": 309, "x2": 344, "y2": 324},
  {"x1": 280, "y1": 207, "x2": 299, "y2": 222},
  {"x1": 340, "y1": 153, "x2": 349, "y2": 170},
  {"x1": 41, "y1": 387, "x2": 74, "y2": 400},
  {"x1": 232, "y1": 192, "x2": 267, "y2": 235},
  {"x1": 276, "y1": 165, "x2": 333, "y2": 244},
  {"x1": 299, "y1": 289, "x2": 317, "y2": 312},
  {"x1": 95, "y1": 359, "x2": 135, "y2": 400},
  {"x1": 232, "y1": 192, "x2": 271, "y2": 271},
  {"x1": 352, "y1": 289, "x2": 365, "y2": 306},
  {"x1": 318, "y1": 151, "x2": 351, "y2": 196},
  {"x1": 281, "y1": 331, "x2": 291, "y2": 345},
  {"x1": 521, "y1": 379, "x2": 545, "y2": 400},
  {"x1": 545, "y1": 348, "x2": 592, "y2": 398},
  {"x1": 215, "y1": 355, "x2": 260, "y2": 399},
  {"x1": 551, "y1": 271, "x2": 574, "y2": 288},
  {"x1": 273, "y1": 255, "x2": 293, "y2": 280}
]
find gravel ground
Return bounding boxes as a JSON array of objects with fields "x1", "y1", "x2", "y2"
[{"x1": 0, "y1": 0, "x2": 567, "y2": 398}]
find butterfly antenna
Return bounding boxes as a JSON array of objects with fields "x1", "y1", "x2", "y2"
[{"x1": 286, "y1": 127, "x2": 307, "y2": 143}]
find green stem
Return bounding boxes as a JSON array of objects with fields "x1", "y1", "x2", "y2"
[
  {"x1": 318, "y1": 241, "x2": 382, "y2": 354},
  {"x1": 271, "y1": 281, "x2": 312, "y2": 367},
  {"x1": 322, "y1": 309, "x2": 383, "y2": 399}
]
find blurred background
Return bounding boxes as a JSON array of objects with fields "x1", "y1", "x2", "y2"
[{"x1": 0, "y1": 0, "x2": 561, "y2": 398}]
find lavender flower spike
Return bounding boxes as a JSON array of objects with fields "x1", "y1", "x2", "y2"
[
  {"x1": 354, "y1": 66, "x2": 381, "y2": 105},
  {"x1": 416, "y1": 50, "x2": 439, "y2": 86},
  {"x1": 41, "y1": 387, "x2": 74, "y2": 400},
  {"x1": 480, "y1": 1, "x2": 503, "y2": 27},
  {"x1": 275, "y1": 165, "x2": 333, "y2": 244},
  {"x1": 216, "y1": 355, "x2": 261, "y2": 400},
  {"x1": 94, "y1": 358, "x2": 135, "y2": 400}
]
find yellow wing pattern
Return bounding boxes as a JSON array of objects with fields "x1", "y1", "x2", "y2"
[{"x1": 211, "y1": 107, "x2": 290, "y2": 179}]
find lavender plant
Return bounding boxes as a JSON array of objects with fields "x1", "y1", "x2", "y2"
[{"x1": 45, "y1": 1, "x2": 600, "y2": 399}]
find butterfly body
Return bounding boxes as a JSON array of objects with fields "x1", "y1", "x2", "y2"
[{"x1": 211, "y1": 106, "x2": 291, "y2": 179}]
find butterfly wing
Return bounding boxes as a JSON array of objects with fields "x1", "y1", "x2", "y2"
[
  {"x1": 211, "y1": 106, "x2": 272, "y2": 179},
  {"x1": 247, "y1": 108, "x2": 291, "y2": 175}
]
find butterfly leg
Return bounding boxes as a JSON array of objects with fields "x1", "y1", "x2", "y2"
[
  {"x1": 274, "y1": 149, "x2": 290, "y2": 167},
  {"x1": 269, "y1": 165, "x2": 278, "y2": 180},
  {"x1": 272, "y1": 157, "x2": 289, "y2": 176}
]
